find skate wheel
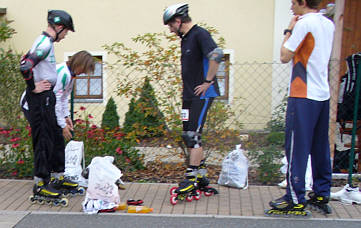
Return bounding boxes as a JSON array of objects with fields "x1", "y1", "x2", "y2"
[
  {"x1": 29, "y1": 195, "x2": 36, "y2": 204},
  {"x1": 193, "y1": 190, "x2": 201, "y2": 200},
  {"x1": 170, "y1": 194, "x2": 178, "y2": 205},
  {"x1": 169, "y1": 186, "x2": 177, "y2": 195},
  {"x1": 204, "y1": 190, "x2": 213, "y2": 197},
  {"x1": 38, "y1": 198, "x2": 45, "y2": 205},
  {"x1": 78, "y1": 187, "x2": 86, "y2": 195},
  {"x1": 63, "y1": 192, "x2": 70, "y2": 197},
  {"x1": 60, "y1": 198, "x2": 69, "y2": 207},
  {"x1": 186, "y1": 194, "x2": 193, "y2": 202}
]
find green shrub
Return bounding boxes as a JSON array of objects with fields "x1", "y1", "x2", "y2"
[
  {"x1": 0, "y1": 18, "x2": 25, "y2": 128},
  {"x1": 123, "y1": 77, "x2": 166, "y2": 139},
  {"x1": 101, "y1": 97, "x2": 120, "y2": 130},
  {"x1": 266, "y1": 131, "x2": 285, "y2": 146},
  {"x1": 247, "y1": 144, "x2": 284, "y2": 185}
]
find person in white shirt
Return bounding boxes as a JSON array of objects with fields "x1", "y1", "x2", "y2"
[
  {"x1": 19, "y1": 10, "x2": 75, "y2": 203},
  {"x1": 21, "y1": 51, "x2": 95, "y2": 198},
  {"x1": 267, "y1": 0, "x2": 334, "y2": 216}
]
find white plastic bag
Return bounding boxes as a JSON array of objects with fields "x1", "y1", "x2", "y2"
[
  {"x1": 218, "y1": 144, "x2": 248, "y2": 189},
  {"x1": 64, "y1": 140, "x2": 87, "y2": 187},
  {"x1": 83, "y1": 156, "x2": 122, "y2": 207}
]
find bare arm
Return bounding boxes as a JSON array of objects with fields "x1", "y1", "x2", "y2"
[{"x1": 280, "y1": 16, "x2": 299, "y2": 63}]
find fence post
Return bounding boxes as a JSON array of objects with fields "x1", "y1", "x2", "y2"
[
  {"x1": 348, "y1": 58, "x2": 361, "y2": 185},
  {"x1": 329, "y1": 0, "x2": 345, "y2": 162}
]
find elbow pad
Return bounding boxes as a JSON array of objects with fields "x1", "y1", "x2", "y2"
[
  {"x1": 20, "y1": 52, "x2": 42, "y2": 91},
  {"x1": 207, "y1": 48, "x2": 224, "y2": 63}
]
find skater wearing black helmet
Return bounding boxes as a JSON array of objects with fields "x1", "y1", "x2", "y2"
[
  {"x1": 266, "y1": 0, "x2": 334, "y2": 217},
  {"x1": 164, "y1": 3, "x2": 222, "y2": 204},
  {"x1": 19, "y1": 9, "x2": 74, "y2": 206}
]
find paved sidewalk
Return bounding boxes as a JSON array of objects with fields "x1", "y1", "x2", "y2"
[{"x1": 0, "y1": 179, "x2": 360, "y2": 226}]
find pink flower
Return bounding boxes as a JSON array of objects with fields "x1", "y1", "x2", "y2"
[
  {"x1": 11, "y1": 171, "x2": 17, "y2": 176},
  {"x1": 126, "y1": 158, "x2": 131, "y2": 163},
  {"x1": 116, "y1": 147, "x2": 123, "y2": 155},
  {"x1": 12, "y1": 143, "x2": 20, "y2": 148},
  {"x1": 17, "y1": 160, "x2": 24, "y2": 165},
  {"x1": 80, "y1": 106, "x2": 86, "y2": 111},
  {"x1": 91, "y1": 124, "x2": 97, "y2": 129},
  {"x1": 88, "y1": 114, "x2": 93, "y2": 119}
]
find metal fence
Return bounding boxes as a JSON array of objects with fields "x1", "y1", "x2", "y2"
[{"x1": 69, "y1": 59, "x2": 361, "y2": 173}]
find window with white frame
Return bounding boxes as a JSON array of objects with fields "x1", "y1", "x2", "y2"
[
  {"x1": 216, "y1": 49, "x2": 233, "y2": 102},
  {"x1": 65, "y1": 52, "x2": 105, "y2": 103}
]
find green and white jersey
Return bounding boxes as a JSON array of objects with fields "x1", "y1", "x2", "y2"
[
  {"x1": 30, "y1": 32, "x2": 57, "y2": 86},
  {"x1": 53, "y1": 62, "x2": 74, "y2": 128}
]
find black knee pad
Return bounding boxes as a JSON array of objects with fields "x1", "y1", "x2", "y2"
[{"x1": 182, "y1": 131, "x2": 201, "y2": 148}]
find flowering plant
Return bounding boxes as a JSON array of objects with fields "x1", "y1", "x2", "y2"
[
  {"x1": 73, "y1": 107, "x2": 144, "y2": 172},
  {"x1": 0, "y1": 118, "x2": 33, "y2": 178}
]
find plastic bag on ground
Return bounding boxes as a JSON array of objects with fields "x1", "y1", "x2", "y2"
[
  {"x1": 82, "y1": 156, "x2": 123, "y2": 214},
  {"x1": 64, "y1": 140, "x2": 88, "y2": 187},
  {"x1": 218, "y1": 144, "x2": 248, "y2": 189}
]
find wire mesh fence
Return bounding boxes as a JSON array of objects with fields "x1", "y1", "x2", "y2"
[{"x1": 69, "y1": 59, "x2": 361, "y2": 173}]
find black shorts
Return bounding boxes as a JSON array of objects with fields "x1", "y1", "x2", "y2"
[{"x1": 182, "y1": 98, "x2": 214, "y2": 133}]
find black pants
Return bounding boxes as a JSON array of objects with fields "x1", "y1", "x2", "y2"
[{"x1": 23, "y1": 89, "x2": 65, "y2": 180}]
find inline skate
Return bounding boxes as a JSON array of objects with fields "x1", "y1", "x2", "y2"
[
  {"x1": 51, "y1": 176, "x2": 85, "y2": 197},
  {"x1": 170, "y1": 169, "x2": 201, "y2": 205},
  {"x1": 307, "y1": 192, "x2": 332, "y2": 214},
  {"x1": 29, "y1": 181, "x2": 68, "y2": 207},
  {"x1": 196, "y1": 162, "x2": 218, "y2": 196},
  {"x1": 265, "y1": 197, "x2": 311, "y2": 217}
]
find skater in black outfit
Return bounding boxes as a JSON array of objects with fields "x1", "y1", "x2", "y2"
[
  {"x1": 163, "y1": 3, "x2": 222, "y2": 203},
  {"x1": 266, "y1": 0, "x2": 334, "y2": 216},
  {"x1": 19, "y1": 10, "x2": 74, "y2": 206}
]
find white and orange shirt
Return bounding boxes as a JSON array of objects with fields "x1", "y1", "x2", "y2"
[{"x1": 284, "y1": 13, "x2": 335, "y2": 101}]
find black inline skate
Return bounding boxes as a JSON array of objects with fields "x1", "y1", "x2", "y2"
[
  {"x1": 196, "y1": 162, "x2": 218, "y2": 196},
  {"x1": 265, "y1": 197, "x2": 311, "y2": 217},
  {"x1": 170, "y1": 169, "x2": 201, "y2": 205},
  {"x1": 29, "y1": 181, "x2": 68, "y2": 207},
  {"x1": 51, "y1": 176, "x2": 85, "y2": 197},
  {"x1": 307, "y1": 192, "x2": 332, "y2": 214}
]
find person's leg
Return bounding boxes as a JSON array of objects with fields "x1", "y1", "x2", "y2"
[
  {"x1": 26, "y1": 91, "x2": 52, "y2": 182},
  {"x1": 310, "y1": 100, "x2": 331, "y2": 197},
  {"x1": 188, "y1": 98, "x2": 213, "y2": 167},
  {"x1": 284, "y1": 98, "x2": 319, "y2": 205}
]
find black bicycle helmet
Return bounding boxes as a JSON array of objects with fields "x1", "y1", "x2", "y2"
[
  {"x1": 163, "y1": 3, "x2": 189, "y2": 25},
  {"x1": 48, "y1": 10, "x2": 74, "y2": 32}
]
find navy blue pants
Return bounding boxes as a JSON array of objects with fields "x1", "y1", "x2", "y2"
[{"x1": 284, "y1": 97, "x2": 332, "y2": 204}]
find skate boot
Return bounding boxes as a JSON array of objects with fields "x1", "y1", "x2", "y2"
[
  {"x1": 307, "y1": 192, "x2": 332, "y2": 214},
  {"x1": 331, "y1": 184, "x2": 361, "y2": 205},
  {"x1": 51, "y1": 176, "x2": 85, "y2": 197},
  {"x1": 196, "y1": 162, "x2": 218, "y2": 196},
  {"x1": 169, "y1": 168, "x2": 201, "y2": 205},
  {"x1": 29, "y1": 181, "x2": 68, "y2": 207},
  {"x1": 265, "y1": 197, "x2": 311, "y2": 217}
]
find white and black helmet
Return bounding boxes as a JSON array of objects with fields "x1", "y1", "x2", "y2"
[{"x1": 163, "y1": 3, "x2": 189, "y2": 25}]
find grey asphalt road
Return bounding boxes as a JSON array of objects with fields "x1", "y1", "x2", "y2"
[{"x1": 11, "y1": 212, "x2": 361, "y2": 228}]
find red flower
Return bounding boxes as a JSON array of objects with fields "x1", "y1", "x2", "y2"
[
  {"x1": 17, "y1": 160, "x2": 24, "y2": 165},
  {"x1": 126, "y1": 158, "x2": 131, "y2": 163},
  {"x1": 91, "y1": 124, "x2": 97, "y2": 129},
  {"x1": 10, "y1": 137, "x2": 21, "y2": 142},
  {"x1": 116, "y1": 147, "x2": 123, "y2": 155},
  {"x1": 80, "y1": 106, "x2": 86, "y2": 111},
  {"x1": 12, "y1": 143, "x2": 20, "y2": 148},
  {"x1": 88, "y1": 114, "x2": 93, "y2": 119},
  {"x1": 11, "y1": 171, "x2": 17, "y2": 176}
]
